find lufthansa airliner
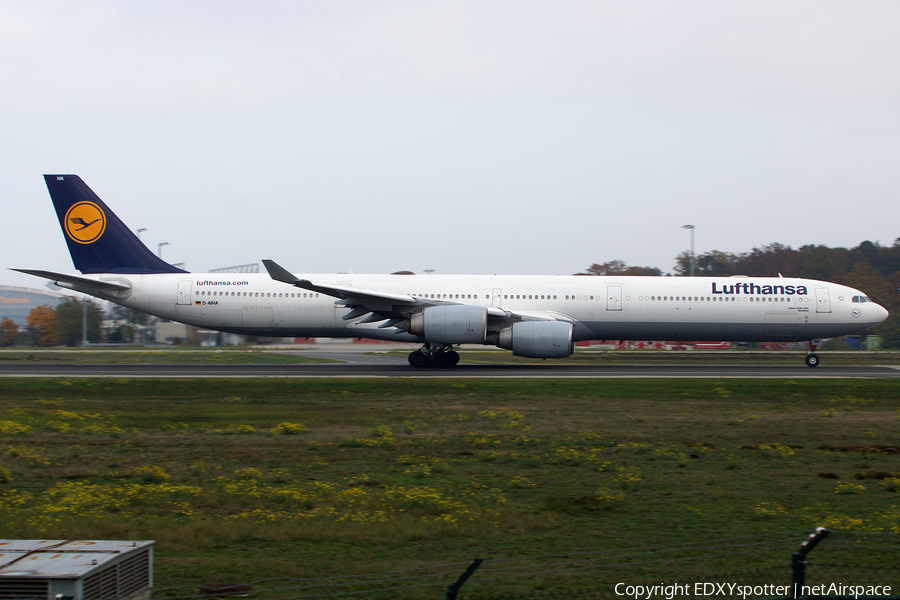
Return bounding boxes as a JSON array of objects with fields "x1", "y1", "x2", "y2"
[{"x1": 15, "y1": 175, "x2": 889, "y2": 368}]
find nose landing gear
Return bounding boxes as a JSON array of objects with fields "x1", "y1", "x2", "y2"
[
  {"x1": 805, "y1": 339, "x2": 822, "y2": 367},
  {"x1": 408, "y1": 344, "x2": 460, "y2": 368}
]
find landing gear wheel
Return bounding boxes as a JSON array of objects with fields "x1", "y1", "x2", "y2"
[
  {"x1": 445, "y1": 350, "x2": 460, "y2": 366},
  {"x1": 805, "y1": 354, "x2": 819, "y2": 368},
  {"x1": 409, "y1": 351, "x2": 428, "y2": 368}
]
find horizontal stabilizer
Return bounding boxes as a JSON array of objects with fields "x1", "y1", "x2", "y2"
[{"x1": 12, "y1": 269, "x2": 132, "y2": 291}]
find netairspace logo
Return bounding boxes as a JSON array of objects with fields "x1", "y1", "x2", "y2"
[{"x1": 614, "y1": 582, "x2": 892, "y2": 599}]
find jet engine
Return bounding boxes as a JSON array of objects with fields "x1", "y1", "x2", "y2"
[
  {"x1": 497, "y1": 320, "x2": 574, "y2": 358},
  {"x1": 409, "y1": 305, "x2": 488, "y2": 344}
]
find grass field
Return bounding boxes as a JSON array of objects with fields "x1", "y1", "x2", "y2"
[{"x1": 1, "y1": 378, "x2": 898, "y2": 597}]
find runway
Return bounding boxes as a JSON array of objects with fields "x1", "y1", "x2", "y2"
[{"x1": 1, "y1": 362, "x2": 898, "y2": 378}]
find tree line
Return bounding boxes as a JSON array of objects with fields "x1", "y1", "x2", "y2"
[{"x1": 0, "y1": 298, "x2": 149, "y2": 347}]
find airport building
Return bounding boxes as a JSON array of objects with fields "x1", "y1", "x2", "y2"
[{"x1": 0, "y1": 285, "x2": 68, "y2": 327}]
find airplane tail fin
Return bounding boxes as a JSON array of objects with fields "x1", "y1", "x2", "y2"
[{"x1": 44, "y1": 175, "x2": 187, "y2": 274}]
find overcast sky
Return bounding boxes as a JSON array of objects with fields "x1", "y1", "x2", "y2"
[{"x1": 3, "y1": 1, "x2": 899, "y2": 287}]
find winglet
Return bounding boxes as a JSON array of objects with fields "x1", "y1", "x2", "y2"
[{"x1": 262, "y1": 259, "x2": 300, "y2": 285}]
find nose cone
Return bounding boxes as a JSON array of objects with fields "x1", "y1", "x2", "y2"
[{"x1": 875, "y1": 303, "x2": 890, "y2": 325}]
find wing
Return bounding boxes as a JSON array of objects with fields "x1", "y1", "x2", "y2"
[
  {"x1": 262, "y1": 259, "x2": 582, "y2": 342},
  {"x1": 264, "y1": 259, "x2": 435, "y2": 328},
  {"x1": 262, "y1": 259, "x2": 511, "y2": 331}
]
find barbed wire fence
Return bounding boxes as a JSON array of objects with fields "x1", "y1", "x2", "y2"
[{"x1": 140, "y1": 529, "x2": 899, "y2": 600}]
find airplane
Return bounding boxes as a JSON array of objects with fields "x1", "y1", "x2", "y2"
[{"x1": 14, "y1": 175, "x2": 889, "y2": 368}]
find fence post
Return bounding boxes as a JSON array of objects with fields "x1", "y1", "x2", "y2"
[
  {"x1": 447, "y1": 558, "x2": 483, "y2": 600},
  {"x1": 792, "y1": 527, "x2": 829, "y2": 598}
]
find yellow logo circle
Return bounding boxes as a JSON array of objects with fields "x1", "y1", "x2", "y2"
[{"x1": 64, "y1": 201, "x2": 106, "y2": 244}]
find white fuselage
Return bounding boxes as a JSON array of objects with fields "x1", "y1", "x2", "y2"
[{"x1": 89, "y1": 273, "x2": 887, "y2": 344}]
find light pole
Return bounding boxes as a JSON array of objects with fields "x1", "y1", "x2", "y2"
[
  {"x1": 82, "y1": 298, "x2": 88, "y2": 346},
  {"x1": 137, "y1": 228, "x2": 147, "y2": 240},
  {"x1": 158, "y1": 242, "x2": 170, "y2": 258},
  {"x1": 681, "y1": 225, "x2": 695, "y2": 276}
]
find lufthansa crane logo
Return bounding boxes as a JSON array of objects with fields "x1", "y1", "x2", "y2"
[{"x1": 64, "y1": 201, "x2": 106, "y2": 244}]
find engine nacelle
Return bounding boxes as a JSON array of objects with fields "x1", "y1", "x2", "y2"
[
  {"x1": 497, "y1": 320, "x2": 574, "y2": 358},
  {"x1": 409, "y1": 305, "x2": 488, "y2": 344}
]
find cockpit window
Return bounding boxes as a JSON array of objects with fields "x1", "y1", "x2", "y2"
[{"x1": 852, "y1": 296, "x2": 872, "y2": 303}]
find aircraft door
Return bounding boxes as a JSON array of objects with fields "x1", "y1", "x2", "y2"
[
  {"x1": 176, "y1": 280, "x2": 193, "y2": 305},
  {"x1": 815, "y1": 288, "x2": 831, "y2": 313},
  {"x1": 606, "y1": 286, "x2": 622, "y2": 311},
  {"x1": 492, "y1": 288, "x2": 502, "y2": 307}
]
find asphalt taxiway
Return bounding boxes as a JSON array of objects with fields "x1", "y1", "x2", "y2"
[{"x1": 0, "y1": 362, "x2": 897, "y2": 378}]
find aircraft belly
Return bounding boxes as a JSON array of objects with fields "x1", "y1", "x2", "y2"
[
  {"x1": 283, "y1": 300, "x2": 339, "y2": 327},
  {"x1": 241, "y1": 306, "x2": 276, "y2": 329},
  {"x1": 584, "y1": 321, "x2": 753, "y2": 341},
  {"x1": 763, "y1": 310, "x2": 805, "y2": 337}
]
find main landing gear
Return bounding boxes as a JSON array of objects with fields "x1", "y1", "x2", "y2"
[
  {"x1": 408, "y1": 343, "x2": 460, "y2": 368},
  {"x1": 805, "y1": 339, "x2": 822, "y2": 368}
]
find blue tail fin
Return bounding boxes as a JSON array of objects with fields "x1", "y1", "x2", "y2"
[{"x1": 44, "y1": 174, "x2": 187, "y2": 274}]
